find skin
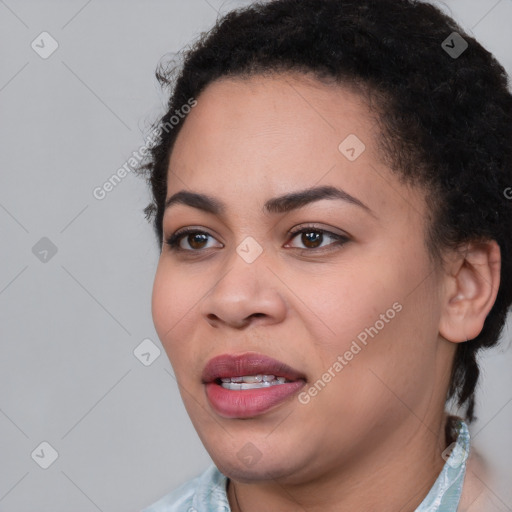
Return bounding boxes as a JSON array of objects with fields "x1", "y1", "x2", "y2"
[{"x1": 151, "y1": 72, "x2": 501, "y2": 511}]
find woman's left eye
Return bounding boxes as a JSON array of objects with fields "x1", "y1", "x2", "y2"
[
  {"x1": 164, "y1": 226, "x2": 349, "y2": 253},
  {"x1": 286, "y1": 227, "x2": 349, "y2": 251}
]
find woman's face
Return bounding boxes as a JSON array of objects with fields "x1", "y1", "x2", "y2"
[{"x1": 151, "y1": 73, "x2": 454, "y2": 484}]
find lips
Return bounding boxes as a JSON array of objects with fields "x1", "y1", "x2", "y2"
[
  {"x1": 201, "y1": 351, "x2": 307, "y2": 384},
  {"x1": 202, "y1": 352, "x2": 307, "y2": 418}
]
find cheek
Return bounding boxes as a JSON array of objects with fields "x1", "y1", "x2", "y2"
[
  {"x1": 304, "y1": 304, "x2": 436, "y2": 445},
  {"x1": 334, "y1": 299, "x2": 438, "y2": 424},
  {"x1": 302, "y1": 261, "x2": 398, "y2": 349},
  {"x1": 151, "y1": 261, "x2": 195, "y2": 357},
  {"x1": 151, "y1": 263, "x2": 171, "y2": 342},
  {"x1": 308, "y1": 250, "x2": 438, "y2": 404}
]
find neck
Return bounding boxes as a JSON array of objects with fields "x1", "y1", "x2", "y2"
[{"x1": 227, "y1": 413, "x2": 450, "y2": 512}]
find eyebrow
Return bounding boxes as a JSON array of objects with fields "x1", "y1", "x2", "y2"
[{"x1": 164, "y1": 185, "x2": 374, "y2": 217}]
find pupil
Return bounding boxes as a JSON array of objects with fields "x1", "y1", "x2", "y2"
[
  {"x1": 190, "y1": 233, "x2": 207, "y2": 249},
  {"x1": 303, "y1": 231, "x2": 321, "y2": 248}
]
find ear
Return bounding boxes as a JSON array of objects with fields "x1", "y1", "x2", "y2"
[{"x1": 439, "y1": 239, "x2": 501, "y2": 343}]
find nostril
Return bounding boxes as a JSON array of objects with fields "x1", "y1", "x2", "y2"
[{"x1": 206, "y1": 314, "x2": 220, "y2": 326}]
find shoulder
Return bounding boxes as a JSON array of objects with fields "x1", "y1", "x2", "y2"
[{"x1": 140, "y1": 464, "x2": 229, "y2": 512}]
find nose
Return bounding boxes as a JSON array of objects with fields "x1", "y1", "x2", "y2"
[{"x1": 199, "y1": 249, "x2": 287, "y2": 329}]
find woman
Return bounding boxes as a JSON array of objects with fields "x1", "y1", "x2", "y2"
[{"x1": 137, "y1": 0, "x2": 512, "y2": 510}]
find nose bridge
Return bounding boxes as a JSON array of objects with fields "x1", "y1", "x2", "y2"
[
  {"x1": 199, "y1": 238, "x2": 286, "y2": 327},
  {"x1": 216, "y1": 231, "x2": 268, "y2": 291},
  {"x1": 210, "y1": 240, "x2": 266, "y2": 306}
]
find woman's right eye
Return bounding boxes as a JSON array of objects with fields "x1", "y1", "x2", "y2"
[{"x1": 165, "y1": 228, "x2": 222, "y2": 252}]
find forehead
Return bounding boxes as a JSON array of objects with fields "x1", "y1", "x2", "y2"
[
  {"x1": 166, "y1": 72, "x2": 425, "y2": 223},
  {"x1": 173, "y1": 72, "x2": 376, "y2": 154}
]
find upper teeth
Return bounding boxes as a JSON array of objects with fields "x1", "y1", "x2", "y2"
[
  {"x1": 221, "y1": 374, "x2": 286, "y2": 383},
  {"x1": 219, "y1": 374, "x2": 290, "y2": 390}
]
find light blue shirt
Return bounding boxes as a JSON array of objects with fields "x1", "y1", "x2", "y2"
[{"x1": 141, "y1": 419, "x2": 470, "y2": 512}]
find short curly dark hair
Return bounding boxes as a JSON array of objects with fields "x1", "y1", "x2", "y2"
[{"x1": 137, "y1": 0, "x2": 512, "y2": 423}]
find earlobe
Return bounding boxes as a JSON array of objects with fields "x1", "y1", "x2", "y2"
[{"x1": 438, "y1": 240, "x2": 501, "y2": 344}]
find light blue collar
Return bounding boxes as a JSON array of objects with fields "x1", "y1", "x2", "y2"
[{"x1": 416, "y1": 418, "x2": 470, "y2": 511}]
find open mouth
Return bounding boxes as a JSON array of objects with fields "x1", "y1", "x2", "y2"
[{"x1": 202, "y1": 352, "x2": 307, "y2": 418}]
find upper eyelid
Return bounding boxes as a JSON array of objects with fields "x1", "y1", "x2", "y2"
[
  {"x1": 169, "y1": 224, "x2": 343, "y2": 239},
  {"x1": 169, "y1": 226, "x2": 223, "y2": 243}
]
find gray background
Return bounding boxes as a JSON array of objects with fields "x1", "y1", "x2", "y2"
[{"x1": 0, "y1": 0, "x2": 511, "y2": 511}]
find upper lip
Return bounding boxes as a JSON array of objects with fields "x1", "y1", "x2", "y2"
[{"x1": 201, "y1": 352, "x2": 307, "y2": 383}]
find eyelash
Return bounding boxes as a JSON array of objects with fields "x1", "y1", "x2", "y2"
[{"x1": 164, "y1": 225, "x2": 349, "y2": 254}]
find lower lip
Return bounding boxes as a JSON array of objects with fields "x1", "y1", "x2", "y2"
[{"x1": 205, "y1": 380, "x2": 306, "y2": 418}]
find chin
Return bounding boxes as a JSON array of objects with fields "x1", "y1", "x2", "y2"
[
  {"x1": 216, "y1": 459, "x2": 295, "y2": 483},
  {"x1": 209, "y1": 444, "x2": 310, "y2": 485}
]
